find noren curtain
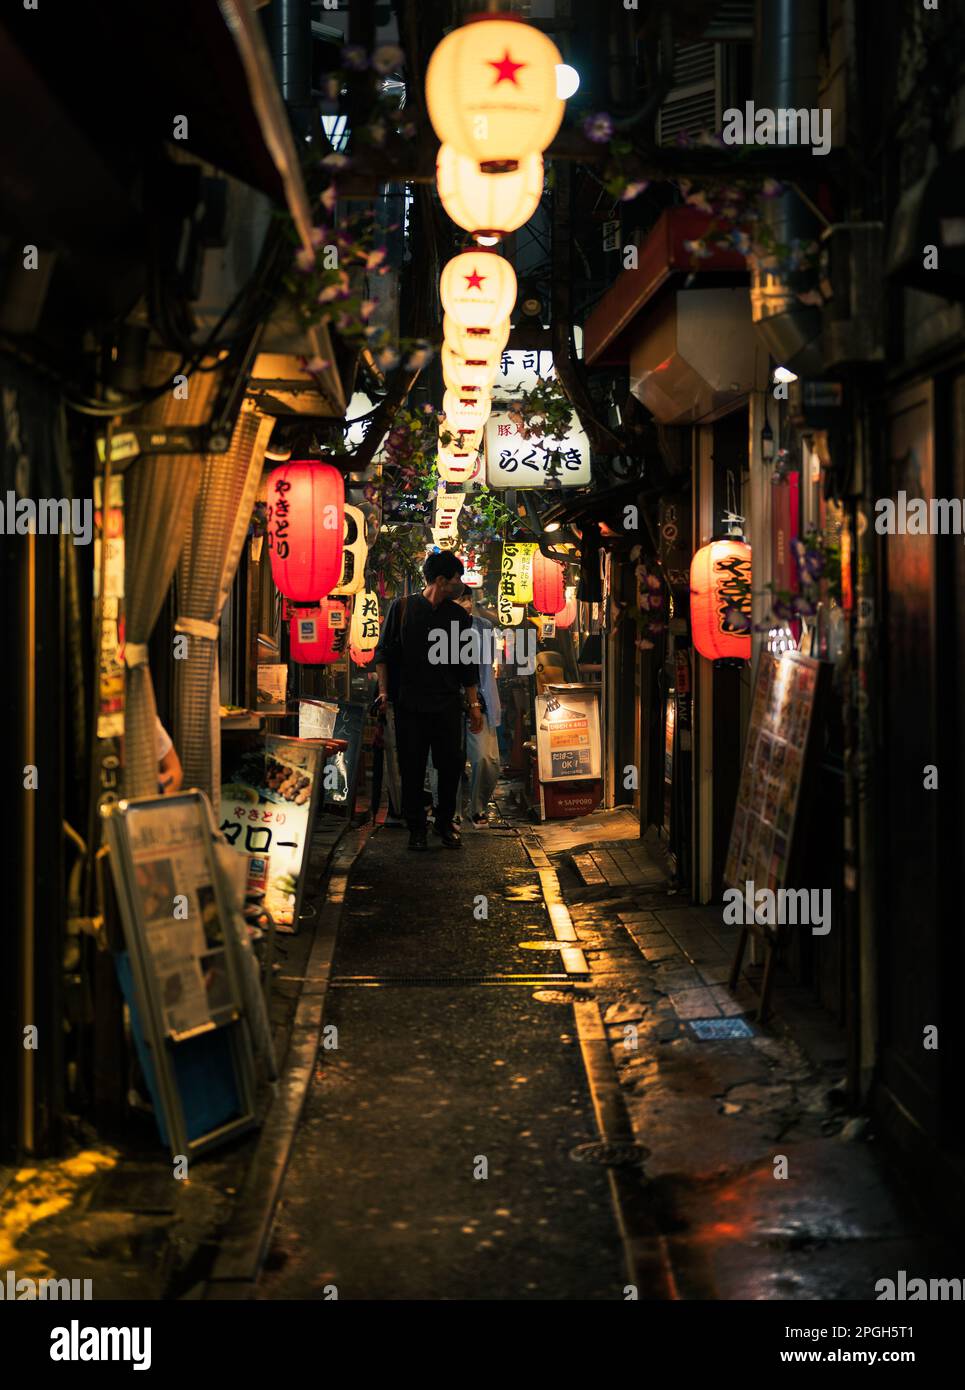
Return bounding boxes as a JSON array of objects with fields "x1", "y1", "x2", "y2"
[
  {"x1": 123, "y1": 352, "x2": 220, "y2": 797},
  {"x1": 175, "y1": 407, "x2": 274, "y2": 803}
]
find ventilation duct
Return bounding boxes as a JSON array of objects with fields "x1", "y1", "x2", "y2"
[
  {"x1": 629, "y1": 287, "x2": 756, "y2": 424},
  {"x1": 748, "y1": 0, "x2": 824, "y2": 375}
]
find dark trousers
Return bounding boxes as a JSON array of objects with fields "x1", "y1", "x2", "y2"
[{"x1": 395, "y1": 701, "x2": 464, "y2": 831}]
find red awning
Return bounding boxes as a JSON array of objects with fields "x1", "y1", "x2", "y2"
[{"x1": 584, "y1": 208, "x2": 747, "y2": 367}]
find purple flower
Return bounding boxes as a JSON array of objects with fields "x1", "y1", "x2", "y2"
[
  {"x1": 583, "y1": 112, "x2": 614, "y2": 143},
  {"x1": 723, "y1": 606, "x2": 752, "y2": 634},
  {"x1": 372, "y1": 44, "x2": 404, "y2": 76},
  {"x1": 341, "y1": 44, "x2": 368, "y2": 72}
]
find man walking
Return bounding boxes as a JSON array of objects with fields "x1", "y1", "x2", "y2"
[
  {"x1": 454, "y1": 586, "x2": 502, "y2": 826},
  {"x1": 374, "y1": 551, "x2": 483, "y2": 850}
]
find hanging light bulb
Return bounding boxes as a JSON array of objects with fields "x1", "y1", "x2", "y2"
[
  {"x1": 426, "y1": 15, "x2": 565, "y2": 172},
  {"x1": 440, "y1": 251, "x2": 517, "y2": 332},
  {"x1": 436, "y1": 144, "x2": 544, "y2": 241}
]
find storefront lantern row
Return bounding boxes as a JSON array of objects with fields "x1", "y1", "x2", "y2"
[
  {"x1": 268, "y1": 461, "x2": 345, "y2": 602},
  {"x1": 289, "y1": 597, "x2": 348, "y2": 664},
  {"x1": 437, "y1": 445, "x2": 480, "y2": 484},
  {"x1": 425, "y1": 15, "x2": 565, "y2": 171},
  {"x1": 443, "y1": 312, "x2": 510, "y2": 362},
  {"x1": 436, "y1": 144, "x2": 544, "y2": 240},
  {"x1": 441, "y1": 342, "x2": 500, "y2": 396},
  {"x1": 531, "y1": 551, "x2": 565, "y2": 614},
  {"x1": 441, "y1": 387, "x2": 492, "y2": 436},
  {"x1": 350, "y1": 589, "x2": 381, "y2": 652},
  {"x1": 440, "y1": 251, "x2": 517, "y2": 332},
  {"x1": 331, "y1": 504, "x2": 368, "y2": 596},
  {"x1": 500, "y1": 540, "x2": 537, "y2": 604},
  {"x1": 689, "y1": 537, "x2": 752, "y2": 665}
]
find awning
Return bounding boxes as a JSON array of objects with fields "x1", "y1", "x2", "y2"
[{"x1": 584, "y1": 207, "x2": 747, "y2": 367}]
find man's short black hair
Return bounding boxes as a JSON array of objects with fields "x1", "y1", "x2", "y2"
[{"x1": 424, "y1": 550, "x2": 465, "y2": 582}]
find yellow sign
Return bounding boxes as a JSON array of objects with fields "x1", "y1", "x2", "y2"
[{"x1": 500, "y1": 540, "x2": 537, "y2": 604}]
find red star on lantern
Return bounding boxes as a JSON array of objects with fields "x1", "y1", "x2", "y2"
[
  {"x1": 464, "y1": 268, "x2": 486, "y2": 290},
  {"x1": 487, "y1": 50, "x2": 526, "y2": 86}
]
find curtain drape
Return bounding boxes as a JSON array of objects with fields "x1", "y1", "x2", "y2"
[
  {"x1": 175, "y1": 407, "x2": 274, "y2": 803},
  {"x1": 123, "y1": 352, "x2": 220, "y2": 797}
]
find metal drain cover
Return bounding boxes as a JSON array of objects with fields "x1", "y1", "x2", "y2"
[
  {"x1": 569, "y1": 1140, "x2": 648, "y2": 1168},
  {"x1": 687, "y1": 1016, "x2": 756, "y2": 1040}
]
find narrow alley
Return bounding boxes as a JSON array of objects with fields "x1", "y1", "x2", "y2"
[{"x1": 4, "y1": 0, "x2": 965, "y2": 1366}]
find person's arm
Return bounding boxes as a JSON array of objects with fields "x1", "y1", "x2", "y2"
[
  {"x1": 459, "y1": 611, "x2": 484, "y2": 732},
  {"x1": 373, "y1": 598, "x2": 399, "y2": 708},
  {"x1": 159, "y1": 744, "x2": 183, "y2": 793}
]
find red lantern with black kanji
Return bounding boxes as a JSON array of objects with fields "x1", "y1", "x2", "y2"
[
  {"x1": 531, "y1": 551, "x2": 565, "y2": 614},
  {"x1": 689, "y1": 538, "x2": 752, "y2": 665},
  {"x1": 289, "y1": 599, "x2": 348, "y2": 664},
  {"x1": 268, "y1": 461, "x2": 344, "y2": 601}
]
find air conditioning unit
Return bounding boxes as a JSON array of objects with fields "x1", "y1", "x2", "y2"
[{"x1": 821, "y1": 222, "x2": 885, "y2": 369}]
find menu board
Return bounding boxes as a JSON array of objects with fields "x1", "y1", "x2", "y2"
[
  {"x1": 220, "y1": 735, "x2": 326, "y2": 931},
  {"x1": 535, "y1": 686, "x2": 602, "y2": 783},
  {"x1": 257, "y1": 662, "x2": 288, "y2": 713},
  {"x1": 724, "y1": 651, "x2": 826, "y2": 891},
  {"x1": 125, "y1": 800, "x2": 232, "y2": 1038}
]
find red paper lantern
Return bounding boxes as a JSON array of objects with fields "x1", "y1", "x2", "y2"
[
  {"x1": 289, "y1": 599, "x2": 348, "y2": 664},
  {"x1": 531, "y1": 552, "x2": 565, "y2": 614},
  {"x1": 350, "y1": 644, "x2": 375, "y2": 667},
  {"x1": 268, "y1": 461, "x2": 344, "y2": 601},
  {"x1": 556, "y1": 586, "x2": 577, "y2": 629},
  {"x1": 690, "y1": 539, "x2": 752, "y2": 664}
]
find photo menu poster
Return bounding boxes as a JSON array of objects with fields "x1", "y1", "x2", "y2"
[
  {"x1": 220, "y1": 735, "x2": 325, "y2": 931},
  {"x1": 125, "y1": 801, "x2": 233, "y2": 1039},
  {"x1": 724, "y1": 651, "x2": 826, "y2": 893}
]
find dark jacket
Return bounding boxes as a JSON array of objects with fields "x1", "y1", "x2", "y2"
[{"x1": 374, "y1": 593, "x2": 480, "y2": 713}]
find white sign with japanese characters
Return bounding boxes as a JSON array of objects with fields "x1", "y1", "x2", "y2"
[{"x1": 484, "y1": 410, "x2": 591, "y2": 489}]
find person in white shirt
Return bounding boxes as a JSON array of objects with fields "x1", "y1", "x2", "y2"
[{"x1": 155, "y1": 717, "x2": 183, "y2": 793}]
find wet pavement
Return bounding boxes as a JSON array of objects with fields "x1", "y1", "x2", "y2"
[
  {"x1": 255, "y1": 824, "x2": 626, "y2": 1299},
  {"x1": 258, "y1": 805, "x2": 957, "y2": 1302}
]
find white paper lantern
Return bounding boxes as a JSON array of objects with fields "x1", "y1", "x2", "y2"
[
  {"x1": 426, "y1": 16, "x2": 565, "y2": 170},
  {"x1": 440, "y1": 251, "x2": 517, "y2": 332},
  {"x1": 437, "y1": 144, "x2": 544, "y2": 238}
]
